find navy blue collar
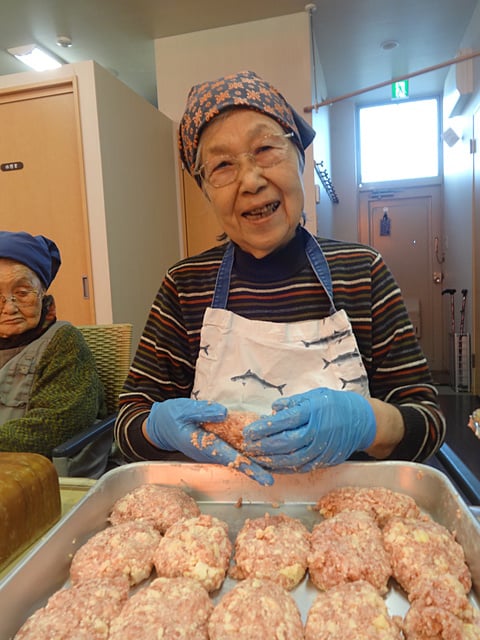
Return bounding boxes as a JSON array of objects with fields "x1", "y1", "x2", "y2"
[{"x1": 232, "y1": 226, "x2": 308, "y2": 283}]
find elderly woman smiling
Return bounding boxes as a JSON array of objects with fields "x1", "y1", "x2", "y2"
[
  {"x1": 115, "y1": 71, "x2": 446, "y2": 484},
  {"x1": 0, "y1": 231, "x2": 105, "y2": 467}
]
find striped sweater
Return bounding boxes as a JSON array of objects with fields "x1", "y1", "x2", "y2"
[{"x1": 115, "y1": 229, "x2": 445, "y2": 463}]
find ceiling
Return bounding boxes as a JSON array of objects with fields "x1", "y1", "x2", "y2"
[{"x1": 0, "y1": 0, "x2": 478, "y2": 108}]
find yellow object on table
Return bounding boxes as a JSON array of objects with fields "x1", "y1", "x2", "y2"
[
  {"x1": 58, "y1": 477, "x2": 96, "y2": 516},
  {"x1": 0, "y1": 477, "x2": 96, "y2": 581}
]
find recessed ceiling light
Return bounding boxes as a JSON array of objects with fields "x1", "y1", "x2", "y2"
[
  {"x1": 380, "y1": 40, "x2": 399, "y2": 51},
  {"x1": 7, "y1": 44, "x2": 63, "y2": 71}
]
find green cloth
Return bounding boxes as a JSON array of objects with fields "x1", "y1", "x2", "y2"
[{"x1": 0, "y1": 324, "x2": 107, "y2": 456}]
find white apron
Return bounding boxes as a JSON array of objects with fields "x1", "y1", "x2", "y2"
[{"x1": 192, "y1": 228, "x2": 369, "y2": 414}]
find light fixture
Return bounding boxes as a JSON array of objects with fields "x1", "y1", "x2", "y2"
[
  {"x1": 380, "y1": 40, "x2": 399, "y2": 51},
  {"x1": 7, "y1": 44, "x2": 63, "y2": 71}
]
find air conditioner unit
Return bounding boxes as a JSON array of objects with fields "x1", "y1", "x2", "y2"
[{"x1": 443, "y1": 49, "x2": 473, "y2": 118}]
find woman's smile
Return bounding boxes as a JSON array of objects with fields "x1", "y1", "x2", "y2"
[{"x1": 241, "y1": 200, "x2": 280, "y2": 220}]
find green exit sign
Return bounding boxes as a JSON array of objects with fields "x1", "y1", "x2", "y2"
[{"x1": 392, "y1": 80, "x2": 409, "y2": 99}]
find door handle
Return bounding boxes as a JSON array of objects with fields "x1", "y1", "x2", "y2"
[{"x1": 82, "y1": 276, "x2": 90, "y2": 299}]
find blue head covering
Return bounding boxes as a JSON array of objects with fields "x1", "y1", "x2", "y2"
[
  {"x1": 178, "y1": 70, "x2": 316, "y2": 183},
  {"x1": 0, "y1": 231, "x2": 61, "y2": 289}
]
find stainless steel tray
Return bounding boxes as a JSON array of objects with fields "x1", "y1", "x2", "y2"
[{"x1": 1, "y1": 461, "x2": 479, "y2": 638}]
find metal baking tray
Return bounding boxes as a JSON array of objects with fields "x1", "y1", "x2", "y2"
[{"x1": 1, "y1": 461, "x2": 479, "y2": 638}]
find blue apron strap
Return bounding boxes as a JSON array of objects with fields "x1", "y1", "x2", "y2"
[
  {"x1": 212, "y1": 242, "x2": 234, "y2": 309},
  {"x1": 212, "y1": 229, "x2": 337, "y2": 313},
  {"x1": 301, "y1": 227, "x2": 337, "y2": 314}
]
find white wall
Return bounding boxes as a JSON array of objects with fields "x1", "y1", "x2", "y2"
[
  {"x1": 442, "y1": 1, "x2": 480, "y2": 331},
  {"x1": 311, "y1": 62, "x2": 334, "y2": 238},
  {"x1": 154, "y1": 13, "x2": 317, "y2": 233},
  {"x1": 329, "y1": 99, "x2": 359, "y2": 242},
  {"x1": 91, "y1": 62, "x2": 180, "y2": 346},
  {"x1": 441, "y1": 113, "x2": 473, "y2": 319},
  {"x1": 442, "y1": 0, "x2": 480, "y2": 384}
]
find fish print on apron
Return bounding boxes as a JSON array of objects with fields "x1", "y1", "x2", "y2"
[{"x1": 192, "y1": 227, "x2": 370, "y2": 414}]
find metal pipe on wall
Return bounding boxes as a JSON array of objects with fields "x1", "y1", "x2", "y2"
[{"x1": 304, "y1": 49, "x2": 480, "y2": 112}]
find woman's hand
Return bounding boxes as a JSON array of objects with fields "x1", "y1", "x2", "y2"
[
  {"x1": 242, "y1": 388, "x2": 376, "y2": 472},
  {"x1": 144, "y1": 398, "x2": 273, "y2": 485}
]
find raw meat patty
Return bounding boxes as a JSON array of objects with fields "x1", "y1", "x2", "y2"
[
  {"x1": 153, "y1": 513, "x2": 232, "y2": 592},
  {"x1": 403, "y1": 600, "x2": 480, "y2": 639},
  {"x1": 402, "y1": 573, "x2": 480, "y2": 639},
  {"x1": 14, "y1": 576, "x2": 129, "y2": 640},
  {"x1": 208, "y1": 577, "x2": 304, "y2": 640},
  {"x1": 408, "y1": 573, "x2": 474, "y2": 617},
  {"x1": 308, "y1": 509, "x2": 392, "y2": 594},
  {"x1": 108, "y1": 483, "x2": 200, "y2": 533},
  {"x1": 305, "y1": 579, "x2": 403, "y2": 639},
  {"x1": 70, "y1": 520, "x2": 161, "y2": 586},
  {"x1": 202, "y1": 410, "x2": 259, "y2": 450},
  {"x1": 315, "y1": 486, "x2": 421, "y2": 527},
  {"x1": 382, "y1": 516, "x2": 472, "y2": 594},
  {"x1": 108, "y1": 576, "x2": 213, "y2": 639},
  {"x1": 229, "y1": 512, "x2": 311, "y2": 590}
]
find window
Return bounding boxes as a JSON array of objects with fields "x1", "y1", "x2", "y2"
[{"x1": 357, "y1": 97, "x2": 441, "y2": 186}]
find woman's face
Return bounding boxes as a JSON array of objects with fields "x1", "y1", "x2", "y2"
[
  {"x1": 198, "y1": 109, "x2": 305, "y2": 258},
  {"x1": 0, "y1": 259, "x2": 44, "y2": 338}
]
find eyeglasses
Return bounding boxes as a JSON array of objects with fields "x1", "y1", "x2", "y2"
[
  {"x1": 0, "y1": 289, "x2": 40, "y2": 310},
  {"x1": 195, "y1": 132, "x2": 295, "y2": 188}
]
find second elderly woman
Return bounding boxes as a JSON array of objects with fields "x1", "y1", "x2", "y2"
[
  {"x1": 115, "y1": 70, "x2": 446, "y2": 484},
  {"x1": 0, "y1": 230, "x2": 106, "y2": 474}
]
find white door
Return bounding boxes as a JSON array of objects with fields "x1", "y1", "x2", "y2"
[{"x1": 359, "y1": 186, "x2": 445, "y2": 374}]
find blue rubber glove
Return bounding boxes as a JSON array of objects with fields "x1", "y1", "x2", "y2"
[
  {"x1": 242, "y1": 388, "x2": 376, "y2": 472},
  {"x1": 145, "y1": 398, "x2": 273, "y2": 485}
]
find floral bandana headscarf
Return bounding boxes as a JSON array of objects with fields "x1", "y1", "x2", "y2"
[{"x1": 178, "y1": 70, "x2": 315, "y2": 183}]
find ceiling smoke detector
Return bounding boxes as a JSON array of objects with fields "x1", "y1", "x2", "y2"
[
  {"x1": 380, "y1": 39, "x2": 399, "y2": 51},
  {"x1": 56, "y1": 36, "x2": 73, "y2": 48}
]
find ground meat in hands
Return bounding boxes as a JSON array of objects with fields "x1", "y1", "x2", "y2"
[{"x1": 202, "y1": 410, "x2": 260, "y2": 450}]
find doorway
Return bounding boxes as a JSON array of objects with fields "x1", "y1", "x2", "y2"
[
  {"x1": 359, "y1": 185, "x2": 445, "y2": 375},
  {"x1": 0, "y1": 80, "x2": 95, "y2": 324}
]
